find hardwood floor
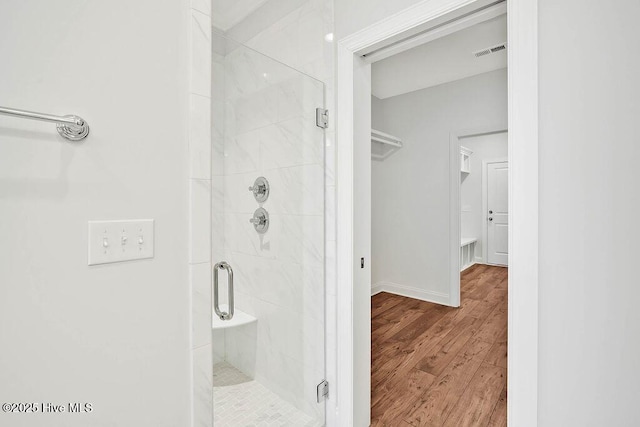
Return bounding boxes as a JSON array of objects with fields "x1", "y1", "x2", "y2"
[{"x1": 371, "y1": 264, "x2": 507, "y2": 427}]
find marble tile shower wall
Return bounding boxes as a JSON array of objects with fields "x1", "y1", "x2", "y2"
[
  {"x1": 219, "y1": 43, "x2": 326, "y2": 421},
  {"x1": 241, "y1": 0, "x2": 337, "y2": 420},
  {"x1": 199, "y1": 0, "x2": 335, "y2": 425}
]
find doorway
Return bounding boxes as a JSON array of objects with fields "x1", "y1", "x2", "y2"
[
  {"x1": 368, "y1": 9, "x2": 509, "y2": 418},
  {"x1": 333, "y1": 0, "x2": 540, "y2": 424},
  {"x1": 458, "y1": 131, "x2": 509, "y2": 268}
]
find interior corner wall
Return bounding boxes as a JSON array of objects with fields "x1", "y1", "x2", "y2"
[
  {"x1": 371, "y1": 69, "x2": 507, "y2": 302},
  {"x1": 537, "y1": 0, "x2": 640, "y2": 425},
  {"x1": 0, "y1": 2, "x2": 191, "y2": 426}
]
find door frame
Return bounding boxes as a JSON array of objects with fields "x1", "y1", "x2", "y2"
[
  {"x1": 483, "y1": 158, "x2": 509, "y2": 266},
  {"x1": 335, "y1": 0, "x2": 539, "y2": 425}
]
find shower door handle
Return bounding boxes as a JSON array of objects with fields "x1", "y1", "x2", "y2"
[{"x1": 213, "y1": 261, "x2": 234, "y2": 321}]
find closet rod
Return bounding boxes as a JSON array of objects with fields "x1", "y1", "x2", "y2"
[{"x1": 0, "y1": 106, "x2": 90, "y2": 141}]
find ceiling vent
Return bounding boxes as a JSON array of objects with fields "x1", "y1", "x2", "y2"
[{"x1": 473, "y1": 42, "x2": 507, "y2": 58}]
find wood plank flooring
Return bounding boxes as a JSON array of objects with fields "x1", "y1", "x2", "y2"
[{"x1": 371, "y1": 264, "x2": 508, "y2": 427}]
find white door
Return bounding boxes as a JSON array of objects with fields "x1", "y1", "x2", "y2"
[{"x1": 487, "y1": 161, "x2": 509, "y2": 265}]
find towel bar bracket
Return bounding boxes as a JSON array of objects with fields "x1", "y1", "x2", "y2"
[
  {"x1": 56, "y1": 115, "x2": 90, "y2": 141},
  {"x1": 0, "y1": 106, "x2": 90, "y2": 141}
]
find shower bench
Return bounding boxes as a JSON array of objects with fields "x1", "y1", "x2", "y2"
[{"x1": 212, "y1": 304, "x2": 256, "y2": 330}]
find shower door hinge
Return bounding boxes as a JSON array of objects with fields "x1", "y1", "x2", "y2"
[
  {"x1": 316, "y1": 108, "x2": 329, "y2": 129},
  {"x1": 316, "y1": 380, "x2": 329, "y2": 402}
]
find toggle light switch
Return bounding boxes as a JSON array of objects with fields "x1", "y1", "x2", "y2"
[{"x1": 88, "y1": 219, "x2": 154, "y2": 265}]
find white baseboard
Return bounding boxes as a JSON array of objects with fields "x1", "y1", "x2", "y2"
[
  {"x1": 371, "y1": 284, "x2": 385, "y2": 296},
  {"x1": 371, "y1": 281, "x2": 452, "y2": 306},
  {"x1": 461, "y1": 261, "x2": 476, "y2": 272}
]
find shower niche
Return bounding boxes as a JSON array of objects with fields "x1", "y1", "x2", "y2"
[{"x1": 209, "y1": 32, "x2": 326, "y2": 426}]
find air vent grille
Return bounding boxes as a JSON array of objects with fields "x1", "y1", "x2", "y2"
[{"x1": 474, "y1": 42, "x2": 507, "y2": 58}]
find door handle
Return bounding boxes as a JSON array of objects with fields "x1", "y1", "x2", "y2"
[
  {"x1": 488, "y1": 217, "x2": 493, "y2": 221},
  {"x1": 213, "y1": 261, "x2": 234, "y2": 321}
]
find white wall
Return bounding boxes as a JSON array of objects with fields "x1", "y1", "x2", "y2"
[
  {"x1": 0, "y1": 1, "x2": 191, "y2": 427},
  {"x1": 372, "y1": 95, "x2": 385, "y2": 127},
  {"x1": 371, "y1": 69, "x2": 507, "y2": 302},
  {"x1": 538, "y1": 0, "x2": 640, "y2": 425},
  {"x1": 335, "y1": 0, "x2": 424, "y2": 38},
  {"x1": 222, "y1": 0, "x2": 309, "y2": 42},
  {"x1": 460, "y1": 132, "x2": 508, "y2": 262}
]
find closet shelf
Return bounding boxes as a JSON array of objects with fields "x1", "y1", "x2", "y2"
[
  {"x1": 372, "y1": 128, "x2": 403, "y2": 161},
  {"x1": 460, "y1": 146, "x2": 473, "y2": 174}
]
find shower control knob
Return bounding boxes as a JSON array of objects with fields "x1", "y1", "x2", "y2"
[
  {"x1": 249, "y1": 207, "x2": 269, "y2": 234},
  {"x1": 248, "y1": 185, "x2": 263, "y2": 195},
  {"x1": 248, "y1": 176, "x2": 270, "y2": 203}
]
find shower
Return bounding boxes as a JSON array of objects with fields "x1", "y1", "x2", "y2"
[{"x1": 207, "y1": 31, "x2": 326, "y2": 426}]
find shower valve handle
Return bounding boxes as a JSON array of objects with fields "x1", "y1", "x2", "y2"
[
  {"x1": 248, "y1": 177, "x2": 270, "y2": 202},
  {"x1": 249, "y1": 208, "x2": 269, "y2": 234},
  {"x1": 248, "y1": 184, "x2": 265, "y2": 196}
]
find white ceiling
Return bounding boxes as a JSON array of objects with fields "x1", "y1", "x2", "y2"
[
  {"x1": 212, "y1": 0, "x2": 268, "y2": 31},
  {"x1": 371, "y1": 14, "x2": 507, "y2": 99}
]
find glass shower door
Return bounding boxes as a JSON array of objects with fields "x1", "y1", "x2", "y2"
[{"x1": 211, "y1": 32, "x2": 326, "y2": 426}]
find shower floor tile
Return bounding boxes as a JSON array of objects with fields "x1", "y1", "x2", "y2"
[{"x1": 213, "y1": 362, "x2": 321, "y2": 427}]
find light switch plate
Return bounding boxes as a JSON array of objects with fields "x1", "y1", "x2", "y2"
[{"x1": 88, "y1": 219, "x2": 154, "y2": 265}]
